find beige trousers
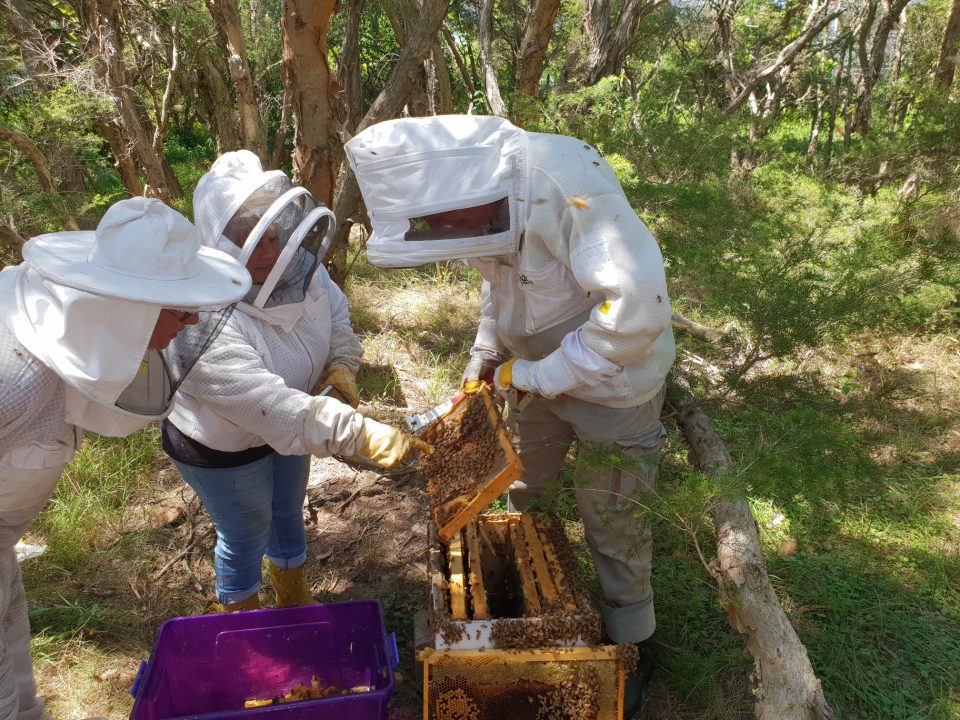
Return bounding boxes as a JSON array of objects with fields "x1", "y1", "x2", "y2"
[
  {"x1": 507, "y1": 384, "x2": 666, "y2": 644},
  {"x1": 0, "y1": 436, "x2": 75, "y2": 720}
]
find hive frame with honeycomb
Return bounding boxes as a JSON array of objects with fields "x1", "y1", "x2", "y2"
[
  {"x1": 419, "y1": 645, "x2": 632, "y2": 720},
  {"x1": 422, "y1": 386, "x2": 524, "y2": 544},
  {"x1": 428, "y1": 513, "x2": 601, "y2": 651}
]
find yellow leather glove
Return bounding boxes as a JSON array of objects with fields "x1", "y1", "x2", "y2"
[
  {"x1": 462, "y1": 355, "x2": 499, "y2": 395},
  {"x1": 359, "y1": 418, "x2": 434, "y2": 470},
  {"x1": 320, "y1": 368, "x2": 360, "y2": 408},
  {"x1": 493, "y1": 358, "x2": 516, "y2": 395}
]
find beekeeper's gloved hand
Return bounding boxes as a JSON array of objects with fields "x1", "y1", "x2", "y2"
[
  {"x1": 493, "y1": 357, "x2": 537, "y2": 401},
  {"x1": 461, "y1": 354, "x2": 499, "y2": 394},
  {"x1": 359, "y1": 418, "x2": 433, "y2": 469},
  {"x1": 320, "y1": 367, "x2": 360, "y2": 408}
]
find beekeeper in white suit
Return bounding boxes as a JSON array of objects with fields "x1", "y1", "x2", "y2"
[
  {"x1": 346, "y1": 115, "x2": 675, "y2": 710},
  {"x1": 165, "y1": 150, "x2": 429, "y2": 612},
  {"x1": 0, "y1": 197, "x2": 251, "y2": 720}
]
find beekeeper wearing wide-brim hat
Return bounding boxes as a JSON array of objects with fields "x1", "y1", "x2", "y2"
[
  {"x1": 166, "y1": 150, "x2": 429, "y2": 613},
  {"x1": 0, "y1": 197, "x2": 250, "y2": 720},
  {"x1": 346, "y1": 115, "x2": 676, "y2": 712}
]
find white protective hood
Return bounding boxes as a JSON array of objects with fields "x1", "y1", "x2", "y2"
[
  {"x1": 194, "y1": 150, "x2": 335, "y2": 331},
  {"x1": 0, "y1": 198, "x2": 251, "y2": 436},
  {"x1": 345, "y1": 115, "x2": 531, "y2": 267}
]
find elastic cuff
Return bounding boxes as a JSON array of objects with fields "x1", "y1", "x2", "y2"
[
  {"x1": 601, "y1": 595, "x2": 656, "y2": 643},
  {"x1": 219, "y1": 581, "x2": 262, "y2": 606},
  {"x1": 265, "y1": 550, "x2": 307, "y2": 570}
]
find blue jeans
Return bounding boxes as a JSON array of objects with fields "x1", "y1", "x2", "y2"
[{"x1": 173, "y1": 453, "x2": 310, "y2": 604}]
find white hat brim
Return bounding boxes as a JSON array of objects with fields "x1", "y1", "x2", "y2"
[{"x1": 23, "y1": 231, "x2": 252, "y2": 308}]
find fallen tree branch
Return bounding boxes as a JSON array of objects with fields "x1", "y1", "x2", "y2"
[
  {"x1": 668, "y1": 378, "x2": 835, "y2": 720},
  {"x1": 671, "y1": 312, "x2": 726, "y2": 342}
]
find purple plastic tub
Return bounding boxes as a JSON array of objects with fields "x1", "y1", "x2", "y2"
[{"x1": 129, "y1": 600, "x2": 398, "y2": 720}]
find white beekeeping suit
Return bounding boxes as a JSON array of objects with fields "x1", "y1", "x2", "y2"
[
  {"x1": 0, "y1": 198, "x2": 250, "y2": 720},
  {"x1": 347, "y1": 117, "x2": 675, "y2": 709},
  {"x1": 172, "y1": 150, "x2": 418, "y2": 464}
]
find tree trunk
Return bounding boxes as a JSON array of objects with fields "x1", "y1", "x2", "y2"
[
  {"x1": 584, "y1": 0, "x2": 666, "y2": 84},
  {"x1": 385, "y1": 0, "x2": 431, "y2": 116},
  {"x1": 0, "y1": 123, "x2": 79, "y2": 231},
  {"x1": 478, "y1": 0, "x2": 508, "y2": 115},
  {"x1": 886, "y1": 7, "x2": 907, "y2": 127},
  {"x1": 515, "y1": 0, "x2": 562, "y2": 96},
  {"x1": 153, "y1": 26, "x2": 179, "y2": 156},
  {"x1": 431, "y1": 41, "x2": 455, "y2": 114},
  {"x1": 669, "y1": 381, "x2": 836, "y2": 720},
  {"x1": 935, "y1": 0, "x2": 960, "y2": 88},
  {"x1": 272, "y1": 87, "x2": 293, "y2": 170},
  {"x1": 806, "y1": 83, "x2": 826, "y2": 161},
  {"x1": 197, "y1": 49, "x2": 242, "y2": 155},
  {"x1": 1, "y1": 0, "x2": 58, "y2": 87},
  {"x1": 281, "y1": 0, "x2": 339, "y2": 207},
  {"x1": 87, "y1": 0, "x2": 179, "y2": 202},
  {"x1": 336, "y1": 0, "x2": 366, "y2": 136},
  {"x1": 0, "y1": 216, "x2": 26, "y2": 257},
  {"x1": 442, "y1": 25, "x2": 477, "y2": 95},
  {"x1": 330, "y1": 0, "x2": 452, "y2": 284},
  {"x1": 852, "y1": 0, "x2": 909, "y2": 136},
  {"x1": 97, "y1": 118, "x2": 143, "y2": 197},
  {"x1": 205, "y1": 0, "x2": 270, "y2": 165},
  {"x1": 823, "y1": 37, "x2": 848, "y2": 169}
]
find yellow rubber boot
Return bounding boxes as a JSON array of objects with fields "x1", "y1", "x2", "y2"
[
  {"x1": 214, "y1": 593, "x2": 261, "y2": 613},
  {"x1": 268, "y1": 562, "x2": 317, "y2": 607}
]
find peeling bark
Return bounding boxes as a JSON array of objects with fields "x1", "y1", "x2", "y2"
[
  {"x1": 669, "y1": 380, "x2": 836, "y2": 720},
  {"x1": 478, "y1": 0, "x2": 507, "y2": 115},
  {"x1": 584, "y1": 0, "x2": 666, "y2": 84},
  {"x1": 281, "y1": 0, "x2": 339, "y2": 207},
  {"x1": 515, "y1": 0, "x2": 562, "y2": 96},
  {"x1": 97, "y1": 118, "x2": 143, "y2": 197},
  {"x1": 205, "y1": 0, "x2": 270, "y2": 165}
]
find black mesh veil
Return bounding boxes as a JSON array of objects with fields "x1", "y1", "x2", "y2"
[{"x1": 114, "y1": 307, "x2": 234, "y2": 416}]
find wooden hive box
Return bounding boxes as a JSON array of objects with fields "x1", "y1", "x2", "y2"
[
  {"x1": 426, "y1": 513, "x2": 602, "y2": 651},
  {"x1": 420, "y1": 644, "x2": 636, "y2": 720}
]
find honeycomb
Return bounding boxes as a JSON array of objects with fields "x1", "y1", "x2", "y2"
[
  {"x1": 423, "y1": 647, "x2": 630, "y2": 720},
  {"x1": 417, "y1": 387, "x2": 523, "y2": 541}
]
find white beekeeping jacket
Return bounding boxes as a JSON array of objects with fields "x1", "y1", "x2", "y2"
[
  {"x1": 168, "y1": 266, "x2": 366, "y2": 456},
  {"x1": 469, "y1": 132, "x2": 675, "y2": 407}
]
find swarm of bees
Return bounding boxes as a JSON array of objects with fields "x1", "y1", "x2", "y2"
[
  {"x1": 243, "y1": 676, "x2": 371, "y2": 708},
  {"x1": 489, "y1": 611, "x2": 602, "y2": 650},
  {"x1": 535, "y1": 666, "x2": 603, "y2": 720}
]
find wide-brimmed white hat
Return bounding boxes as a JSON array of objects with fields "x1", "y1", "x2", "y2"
[{"x1": 22, "y1": 197, "x2": 251, "y2": 308}]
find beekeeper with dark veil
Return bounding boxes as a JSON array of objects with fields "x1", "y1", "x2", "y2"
[
  {"x1": 345, "y1": 115, "x2": 675, "y2": 712},
  {"x1": 166, "y1": 150, "x2": 430, "y2": 613},
  {"x1": 0, "y1": 197, "x2": 251, "y2": 720}
]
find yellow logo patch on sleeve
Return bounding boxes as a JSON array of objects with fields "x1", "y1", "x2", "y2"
[{"x1": 598, "y1": 300, "x2": 612, "y2": 315}]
